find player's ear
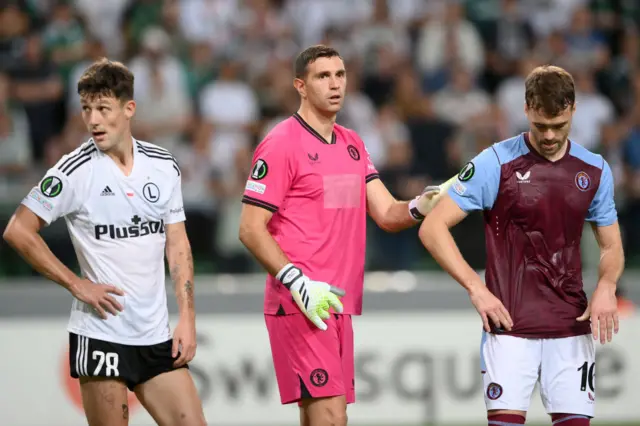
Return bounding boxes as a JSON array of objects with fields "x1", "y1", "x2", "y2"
[
  {"x1": 293, "y1": 77, "x2": 306, "y2": 99},
  {"x1": 123, "y1": 100, "x2": 136, "y2": 119}
]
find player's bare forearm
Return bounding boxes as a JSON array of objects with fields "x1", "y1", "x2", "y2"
[
  {"x1": 2, "y1": 206, "x2": 79, "y2": 292},
  {"x1": 239, "y1": 225, "x2": 290, "y2": 276},
  {"x1": 239, "y1": 205, "x2": 290, "y2": 277},
  {"x1": 369, "y1": 176, "x2": 458, "y2": 232},
  {"x1": 165, "y1": 222, "x2": 195, "y2": 319},
  {"x1": 418, "y1": 197, "x2": 483, "y2": 293},
  {"x1": 366, "y1": 179, "x2": 417, "y2": 232},
  {"x1": 419, "y1": 220, "x2": 483, "y2": 292},
  {"x1": 591, "y1": 222, "x2": 625, "y2": 289},
  {"x1": 378, "y1": 200, "x2": 419, "y2": 232},
  {"x1": 597, "y1": 241, "x2": 624, "y2": 290}
]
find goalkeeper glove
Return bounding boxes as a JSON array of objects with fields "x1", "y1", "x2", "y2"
[
  {"x1": 276, "y1": 263, "x2": 345, "y2": 331},
  {"x1": 408, "y1": 175, "x2": 458, "y2": 220}
]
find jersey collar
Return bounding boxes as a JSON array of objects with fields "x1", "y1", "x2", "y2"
[
  {"x1": 293, "y1": 113, "x2": 337, "y2": 145},
  {"x1": 97, "y1": 136, "x2": 140, "y2": 178},
  {"x1": 523, "y1": 132, "x2": 572, "y2": 164}
]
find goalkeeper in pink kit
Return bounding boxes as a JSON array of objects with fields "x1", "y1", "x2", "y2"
[{"x1": 238, "y1": 45, "x2": 454, "y2": 426}]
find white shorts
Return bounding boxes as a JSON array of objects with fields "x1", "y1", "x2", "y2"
[{"x1": 480, "y1": 332, "x2": 596, "y2": 416}]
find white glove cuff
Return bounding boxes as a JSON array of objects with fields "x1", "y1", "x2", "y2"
[
  {"x1": 276, "y1": 263, "x2": 302, "y2": 290},
  {"x1": 408, "y1": 197, "x2": 425, "y2": 221}
]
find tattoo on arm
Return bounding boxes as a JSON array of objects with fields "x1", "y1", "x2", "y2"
[
  {"x1": 170, "y1": 253, "x2": 182, "y2": 290},
  {"x1": 169, "y1": 245, "x2": 194, "y2": 313},
  {"x1": 184, "y1": 279, "x2": 194, "y2": 310},
  {"x1": 183, "y1": 250, "x2": 194, "y2": 310}
]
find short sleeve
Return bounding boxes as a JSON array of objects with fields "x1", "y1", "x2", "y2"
[
  {"x1": 21, "y1": 168, "x2": 82, "y2": 225},
  {"x1": 242, "y1": 136, "x2": 293, "y2": 212},
  {"x1": 586, "y1": 160, "x2": 617, "y2": 226},
  {"x1": 448, "y1": 147, "x2": 502, "y2": 212},
  {"x1": 364, "y1": 144, "x2": 379, "y2": 183},
  {"x1": 164, "y1": 174, "x2": 186, "y2": 224},
  {"x1": 351, "y1": 130, "x2": 379, "y2": 183}
]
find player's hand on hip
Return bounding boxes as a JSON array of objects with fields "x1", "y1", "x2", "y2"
[
  {"x1": 276, "y1": 263, "x2": 345, "y2": 331},
  {"x1": 172, "y1": 317, "x2": 197, "y2": 367},
  {"x1": 468, "y1": 284, "x2": 513, "y2": 332},
  {"x1": 577, "y1": 283, "x2": 619, "y2": 345},
  {"x1": 70, "y1": 278, "x2": 124, "y2": 320}
]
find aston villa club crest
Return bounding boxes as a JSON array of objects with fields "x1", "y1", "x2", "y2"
[
  {"x1": 486, "y1": 382, "x2": 503, "y2": 400},
  {"x1": 310, "y1": 368, "x2": 329, "y2": 387},
  {"x1": 575, "y1": 171, "x2": 591, "y2": 191},
  {"x1": 347, "y1": 145, "x2": 360, "y2": 161}
]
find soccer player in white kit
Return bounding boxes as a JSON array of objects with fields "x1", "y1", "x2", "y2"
[{"x1": 3, "y1": 59, "x2": 206, "y2": 426}]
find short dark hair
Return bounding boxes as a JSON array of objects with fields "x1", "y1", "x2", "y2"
[
  {"x1": 77, "y1": 57, "x2": 134, "y2": 102},
  {"x1": 294, "y1": 45, "x2": 341, "y2": 79},
  {"x1": 525, "y1": 65, "x2": 575, "y2": 117}
]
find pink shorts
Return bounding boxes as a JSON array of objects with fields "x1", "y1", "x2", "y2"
[{"x1": 265, "y1": 313, "x2": 355, "y2": 405}]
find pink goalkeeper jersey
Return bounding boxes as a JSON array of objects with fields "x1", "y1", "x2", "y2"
[{"x1": 242, "y1": 113, "x2": 379, "y2": 315}]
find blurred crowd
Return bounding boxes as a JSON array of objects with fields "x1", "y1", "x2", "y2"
[{"x1": 1, "y1": 0, "x2": 640, "y2": 276}]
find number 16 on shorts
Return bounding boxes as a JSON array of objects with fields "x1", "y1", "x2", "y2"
[
  {"x1": 480, "y1": 333, "x2": 596, "y2": 416},
  {"x1": 578, "y1": 361, "x2": 595, "y2": 393}
]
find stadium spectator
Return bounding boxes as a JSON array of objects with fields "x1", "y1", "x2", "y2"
[
  {"x1": 42, "y1": 0, "x2": 87, "y2": 91},
  {"x1": 415, "y1": 1, "x2": 485, "y2": 91},
  {"x1": 0, "y1": 73, "x2": 31, "y2": 175},
  {"x1": 0, "y1": 2, "x2": 30, "y2": 73},
  {"x1": 1, "y1": 0, "x2": 640, "y2": 275},
  {"x1": 570, "y1": 69, "x2": 615, "y2": 151},
  {"x1": 8, "y1": 32, "x2": 64, "y2": 163},
  {"x1": 129, "y1": 26, "x2": 193, "y2": 153},
  {"x1": 622, "y1": 105, "x2": 640, "y2": 258}
]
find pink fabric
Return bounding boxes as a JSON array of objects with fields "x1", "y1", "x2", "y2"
[
  {"x1": 242, "y1": 115, "x2": 379, "y2": 315},
  {"x1": 265, "y1": 313, "x2": 355, "y2": 405}
]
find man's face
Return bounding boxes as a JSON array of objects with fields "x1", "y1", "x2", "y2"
[
  {"x1": 526, "y1": 104, "x2": 575, "y2": 158},
  {"x1": 295, "y1": 56, "x2": 346, "y2": 115},
  {"x1": 80, "y1": 94, "x2": 135, "y2": 152}
]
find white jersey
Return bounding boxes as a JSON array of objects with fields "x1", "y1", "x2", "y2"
[{"x1": 22, "y1": 138, "x2": 186, "y2": 346}]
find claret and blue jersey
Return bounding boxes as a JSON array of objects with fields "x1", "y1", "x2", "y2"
[{"x1": 449, "y1": 133, "x2": 617, "y2": 338}]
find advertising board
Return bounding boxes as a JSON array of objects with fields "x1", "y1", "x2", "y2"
[{"x1": 0, "y1": 313, "x2": 638, "y2": 425}]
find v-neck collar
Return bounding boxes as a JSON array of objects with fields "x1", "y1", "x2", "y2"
[
  {"x1": 293, "y1": 113, "x2": 337, "y2": 145},
  {"x1": 99, "y1": 137, "x2": 139, "y2": 179},
  {"x1": 523, "y1": 132, "x2": 571, "y2": 164}
]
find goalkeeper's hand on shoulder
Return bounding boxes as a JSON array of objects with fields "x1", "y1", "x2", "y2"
[
  {"x1": 276, "y1": 263, "x2": 345, "y2": 331},
  {"x1": 409, "y1": 175, "x2": 457, "y2": 220}
]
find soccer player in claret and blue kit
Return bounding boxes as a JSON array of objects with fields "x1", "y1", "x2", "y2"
[
  {"x1": 419, "y1": 65, "x2": 625, "y2": 426},
  {"x1": 238, "y1": 45, "x2": 456, "y2": 426}
]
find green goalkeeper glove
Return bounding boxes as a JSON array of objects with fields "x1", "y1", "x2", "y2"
[
  {"x1": 408, "y1": 175, "x2": 458, "y2": 220},
  {"x1": 276, "y1": 263, "x2": 345, "y2": 331}
]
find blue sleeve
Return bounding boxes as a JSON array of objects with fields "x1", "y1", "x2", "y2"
[
  {"x1": 448, "y1": 147, "x2": 501, "y2": 212},
  {"x1": 586, "y1": 160, "x2": 617, "y2": 226}
]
